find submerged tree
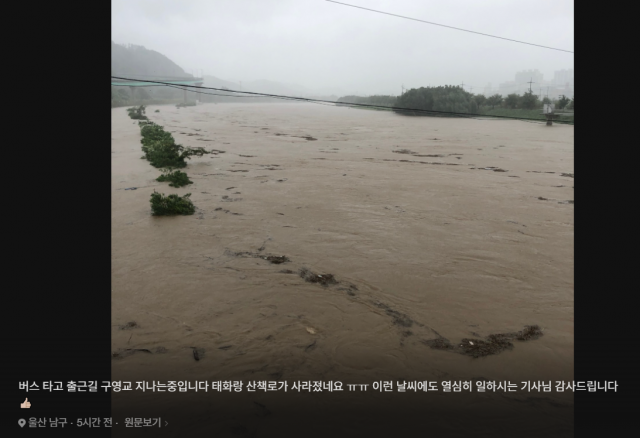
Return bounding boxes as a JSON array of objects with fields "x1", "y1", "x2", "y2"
[
  {"x1": 127, "y1": 105, "x2": 147, "y2": 120},
  {"x1": 156, "y1": 169, "x2": 193, "y2": 187},
  {"x1": 139, "y1": 121, "x2": 211, "y2": 168},
  {"x1": 150, "y1": 192, "x2": 195, "y2": 216}
]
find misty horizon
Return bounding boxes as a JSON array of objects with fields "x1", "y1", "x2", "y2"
[{"x1": 111, "y1": 0, "x2": 574, "y2": 97}]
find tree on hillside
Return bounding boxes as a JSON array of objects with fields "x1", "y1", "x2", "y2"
[
  {"x1": 557, "y1": 95, "x2": 570, "y2": 110},
  {"x1": 505, "y1": 93, "x2": 519, "y2": 109},
  {"x1": 486, "y1": 94, "x2": 503, "y2": 109},
  {"x1": 111, "y1": 41, "x2": 191, "y2": 79},
  {"x1": 117, "y1": 88, "x2": 129, "y2": 100},
  {"x1": 519, "y1": 91, "x2": 539, "y2": 110}
]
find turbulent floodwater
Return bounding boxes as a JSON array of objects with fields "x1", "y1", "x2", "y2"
[{"x1": 111, "y1": 102, "x2": 574, "y2": 436}]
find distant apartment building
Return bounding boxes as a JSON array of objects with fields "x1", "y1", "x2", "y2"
[
  {"x1": 547, "y1": 69, "x2": 574, "y2": 99},
  {"x1": 515, "y1": 69, "x2": 544, "y2": 86},
  {"x1": 497, "y1": 69, "x2": 543, "y2": 95},
  {"x1": 495, "y1": 68, "x2": 573, "y2": 99},
  {"x1": 498, "y1": 81, "x2": 519, "y2": 95},
  {"x1": 553, "y1": 69, "x2": 574, "y2": 86}
]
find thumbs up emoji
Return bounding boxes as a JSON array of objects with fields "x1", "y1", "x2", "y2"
[{"x1": 21, "y1": 398, "x2": 31, "y2": 408}]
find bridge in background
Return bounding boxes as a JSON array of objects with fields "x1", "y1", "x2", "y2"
[{"x1": 111, "y1": 76, "x2": 204, "y2": 102}]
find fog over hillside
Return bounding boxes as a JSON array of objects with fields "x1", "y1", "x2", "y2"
[
  {"x1": 112, "y1": 0, "x2": 573, "y2": 96},
  {"x1": 112, "y1": 43, "x2": 333, "y2": 98},
  {"x1": 111, "y1": 41, "x2": 193, "y2": 79}
]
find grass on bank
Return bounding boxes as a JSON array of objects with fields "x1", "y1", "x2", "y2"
[
  {"x1": 137, "y1": 121, "x2": 210, "y2": 168},
  {"x1": 480, "y1": 108, "x2": 574, "y2": 122},
  {"x1": 343, "y1": 103, "x2": 574, "y2": 123}
]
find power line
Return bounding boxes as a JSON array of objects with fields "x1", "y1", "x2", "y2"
[
  {"x1": 155, "y1": 83, "x2": 359, "y2": 107},
  {"x1": 130, "y1": 82, "x2": 341, "y2": 106},
  {"x1": 324, "y1": 0, "x2": 574, "y2": 54},
  {"x1": 112, "y1": 76, "x2": 572, "y2": 124},
  {"x1": 156, "y1": 83, "x2": 572, "y2": 124},
  {"x1": 114, "y1": 76, "x2": 573, "y2": 124},
  {"x1": 111, "y1": 73, "x2": 198, "y2": 79},
  {"x1": 164, "y1": 84, "x2": 275, "y2": 98}
]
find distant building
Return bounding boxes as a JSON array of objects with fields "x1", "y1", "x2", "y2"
[
  {"x1": 493, "y1": 68, "x2": 573, "y2": 99},
  {"x1": 498, "y1": 81, "x2": 519, "y2": 95},
  {"x1": 515, "y1": 69, "x2": 544, "y2": 87},
  {"x1": 553, "y1": 69, "x2": 574, "y2": 86},
  {"x1": 552, "y1": 83, "x2": 573, "y2": 99}
]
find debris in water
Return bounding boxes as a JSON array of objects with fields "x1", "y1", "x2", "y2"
[
  {"x1": 299, "y1": 268, "x2": 337, "y2": 286},
  {"x1": 423, "y1": 325, "x2": 544, "y2": 358},
  {"x1": 191, "y1": 347, "x2": 205, "y2": 361},
  {"x1": 264, "y1": 255, "x2": 289, "y2": 264},
  {"x1": 119, "y1": 321, "x2": 139, "y2": 330}
]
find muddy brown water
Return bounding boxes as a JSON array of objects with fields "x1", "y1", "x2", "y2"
[{"x1": 112, "y1": 102, "x2": 574, "y2": 436}]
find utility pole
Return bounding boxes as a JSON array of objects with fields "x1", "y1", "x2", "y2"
[
  {"x1": 460, "y1": 81, "x2": 465, "y2": 90},
  {"x1": 401, "y1": 84, "x2": 405, "y2": 95},
  {"x1": 527, "y1": 77, "x2": 535, "y2": 93}
]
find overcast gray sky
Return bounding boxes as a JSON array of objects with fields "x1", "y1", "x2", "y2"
[{"x1": 111, "y1": 0, "x2": 574, "y2": 96}]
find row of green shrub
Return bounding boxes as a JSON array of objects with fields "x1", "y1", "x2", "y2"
[
  {"x1": 156, "y1": 169, "x2": 193, "y2": 187},
  {"x1": 126, "y1": 106, "x2": 201, "y2": 215},
  {"x1": 138, "y1": 120, "x2": 209, "y2": 169},
  {"x1": 149, "y1": 192, "x2": 195, "y2": 215}
]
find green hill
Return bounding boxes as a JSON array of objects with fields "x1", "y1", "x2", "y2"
[{"x1": 111, "y1": 41, "x2": 192, "y2": 79}]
